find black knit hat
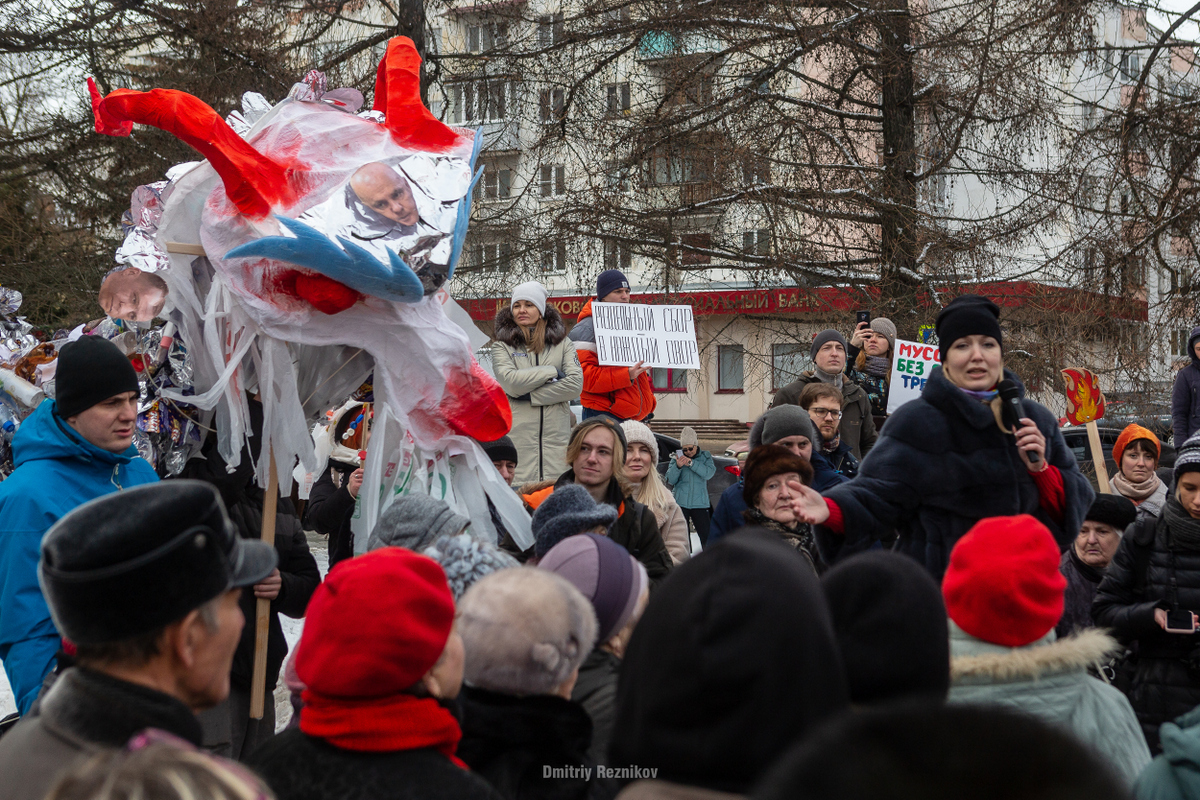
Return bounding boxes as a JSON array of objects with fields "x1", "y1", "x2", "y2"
[
  {"x1": 54, "y1": 336, "x2": 140, "y2": 418},
  {"x1": 810, "y1": 329, "x2": 848, "y2": 361},
  {"x1": 934, "y1": 294, "x2": 1002, "y2": 360},
  {"x1": 1084, "y1": 494, "x2": 1137, "y2": 531},
  {"x1": 481, "y1": 435, "x2": 519, "y2": 465},
  {"x1": 742, "y1": 444, "x2": 814, "y2": 508},
  {"x1": 40, "y1": 481, "x2": 278, "y2": 645},
  {"x1": 596, "y1": 269, "x2": 631, "y2": 300},
  {"x1": 821, "y1": 551, "x2": 950, "y2": 705}
]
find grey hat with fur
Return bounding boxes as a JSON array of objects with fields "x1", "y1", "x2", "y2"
[
  {"x1": 749, "y1": 405, "x2": 816, "y2": 449},
  {"x1": 458, "y1": 567, "x2": 598, "y2": 696}
]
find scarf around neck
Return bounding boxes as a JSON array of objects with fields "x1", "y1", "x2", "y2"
[
  {"x1": 1112, "y1": 471, "x2": 1162, "y2": 504},
  {"x1": 864, "y1": 355, "x2": 891, "y2": 378},
  {"x1": 821, "y1": 432, "x2": 842, "y2": 455},
  {"x1": 300, "y1": 691, "x2": 467, "y2": 767},
  {"x1": 1164, "y1": 496, "x2": 1200, "y2": 552},
  {"x1": 813, "y1": 366, "x2": 844, "y2": 390}
]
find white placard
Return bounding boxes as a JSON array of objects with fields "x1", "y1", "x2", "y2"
[
  {"x1": 886, "y1": 338, "x2": 942, "y2": 414},
  {"x1": 592, "y1": 302, "x2": 701, "y2": 370}
]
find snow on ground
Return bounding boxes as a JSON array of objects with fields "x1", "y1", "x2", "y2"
[{"x1": 0, "y1": 531, "x2": 330, "y2": 728}]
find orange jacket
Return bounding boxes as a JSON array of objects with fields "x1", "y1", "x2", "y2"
[{"x1": 567, "y1": 299, "x2": 657, "y2": 421}]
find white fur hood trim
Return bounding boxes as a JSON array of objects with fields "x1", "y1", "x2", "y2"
[{"x1": 950, "y1": 626, "x2": 1120, "y2": 683}]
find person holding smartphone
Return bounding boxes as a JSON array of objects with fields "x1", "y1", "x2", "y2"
[
  {"x1": 846, "y1": 314, "x2": 896, "y2": 424},
  {"x1": 1094, "y1": 432, "x2": 1200, "y2": 753}
]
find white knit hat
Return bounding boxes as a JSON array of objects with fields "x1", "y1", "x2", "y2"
[
  {"x1": 621, "y1": 420, "x2": 659, "y2": 464},
  {"x1": 680, "y1": 426, "x2": 699, "y2": 448},
  {"x1": 511, "y1": 281, "x2": 547, "y2": 317}
]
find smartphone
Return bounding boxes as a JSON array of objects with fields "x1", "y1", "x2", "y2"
[
  {"x1": 1166, "y1": 609, "x2": 1196, "y2": 633},
  {"x1": 856, "y1": 310, "x2": 870, "y2": 326}
]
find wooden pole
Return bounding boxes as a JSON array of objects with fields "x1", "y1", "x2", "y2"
[
  {"x1": 1086, "y1": 420, "x2": 1112, "y2": 495},
  {"x1": 249, "y1": 449, "x2": 279, "y2": 720}
]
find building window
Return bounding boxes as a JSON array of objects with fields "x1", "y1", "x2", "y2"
[
  {"x1": 539, "y1": 88, "x2": 565, "y2": 123},
  {"x1": 540, "y1": 164, "x2": 566, "y2": 197},
  {"x1": 604, "y1": 5, "x2": 631, "y2": 25},
  {"x1": 651, "y1": 368, "x2": 687, "y2": 393},
  {"x1": 646, "y1": 145, "x2": 712, "y2": 186},
  {"x1": 449, "y1": 79, "x2": 512, "y2": 124},
  {"x1": 1120, "y1": 51, "x2": 1141, "y2": 81},
  {"x1": 718, "y1": 345, "x2": 744, "y2": 393},
  {"x1": 1175, "y1": 329, "x2": 1194, "y2": 357},
  {"x1": 772, "y1": 343, "x2": 806, "y2": 391},
  {"x1": 606, "y1": 82, "x2": 631, "y2": 115},
  {"x1": 481, "y1": 168, "x2": 512, "y2": 201},
  {"x1": 742, "y1": 156, "x2": 770, "y2": 185},
  {"x1": 541, "y1": 239, "x2": 567, "y2": 273},
  {"x1": 538, "y1": 12, "x2": 564, "y2": 47},
  {"x1": 468, "y1": 241, "x2": 512, "y2": 272},
  {"x1": 742, "y1": 229, "x2": 770, "y2": 256},
  {"x1": 604, "y1": 239, "x2": 632, "y2": 270},
  {"x1": 605, "y1": 161, "x2": 632, "y2": 192},
  {"x1": 466, "y1": 21, "x2": 507, "y2": 53},
  {"x1": 680, "y1": 232, "x2": 712, "y2": 265}
]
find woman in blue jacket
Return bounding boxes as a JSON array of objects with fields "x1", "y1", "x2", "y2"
[{"x1": 666, "y1": 427, "x2": 716, "y2": 547}]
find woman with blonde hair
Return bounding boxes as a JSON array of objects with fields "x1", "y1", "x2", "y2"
[
  {"x1": 621, "y1": 420, "x2": 691, "y2": 564},
  {"x1": 491, "y1": 280, "x2": 583, "y2": 484}
]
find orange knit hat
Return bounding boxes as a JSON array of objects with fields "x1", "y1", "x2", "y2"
[{"x1": 1113, "y1": 423, "x2": 1160, "y2": 467}]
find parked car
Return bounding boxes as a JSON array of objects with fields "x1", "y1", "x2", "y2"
[
  {"x1": 1060, "y1": 424, "x2": 1176, "y2": 491},
  {"x1": 655, "y1": 433, "x2": 740, "y2": 511}
]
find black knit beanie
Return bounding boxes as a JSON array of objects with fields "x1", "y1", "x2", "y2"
[
  {"x1": 809, "y1": 329, "x2": 848, "y2": 361},
  {"x1": 1084, "y1": 494, "x2": 1137, "y2": 531},
  {"x1": 821, "y1": 551, "x2": 950, "y2": 705},
  {"x1": 934, "y1": 295, "x2": 1002, "y2": 360},
  {"x1": 481, "y1": 435, "x2": 519, "y2": 465},
  {"x1": 54, "y1": 336, "x2": 140, "y2": 419}
]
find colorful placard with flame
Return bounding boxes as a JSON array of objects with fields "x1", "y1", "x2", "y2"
[{"x1": 1061, "y1": 368, "x2": 1106, "y2": 425}]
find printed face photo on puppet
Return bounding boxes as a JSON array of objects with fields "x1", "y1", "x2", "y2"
[
  {"x1": 349, "y1": 162, "x2": 420, "y2": 227},
  {"x1": 99, "y1": 266, "x2": 169, "y2": 322}
]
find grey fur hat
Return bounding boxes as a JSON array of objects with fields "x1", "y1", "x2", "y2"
[
  {"x1": 458, "y1": 567, "x2": 598, "y2": 696},
  {"x1": 367, "y1": 493, "x2": 470, "y2": 553},
  {"x1": 531, "y1": 484, "x2": 619, "y2": 559},
  {"x1": 423, "y1": 533, "x2": 519, "y2": 600},
  {"x1": 749, "y1": 405, "x2": 816, "y2": 449}
]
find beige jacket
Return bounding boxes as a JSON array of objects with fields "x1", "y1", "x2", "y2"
[{"x1": 491, "y1": 305, "x2": 583, "y2": 484}]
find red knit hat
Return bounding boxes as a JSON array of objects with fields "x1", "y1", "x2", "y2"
[
  {"x1": 295, "y1": 548, "x2": 455, "y2": 698},
  {"x1": 1113, "y1": 423, "x2": 1161, "y2": 467},
  {"x1": 942, "y1": 515, "x2": 1066, "y2": 647}
]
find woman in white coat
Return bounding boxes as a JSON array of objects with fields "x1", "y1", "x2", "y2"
[{"x1": 490, "y1": 281, "x2": 584, "y2": 484}]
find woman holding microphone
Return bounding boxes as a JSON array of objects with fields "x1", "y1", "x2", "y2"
[{"x1": 791, "y1": 295, "x2": 1094, "y2": 581}]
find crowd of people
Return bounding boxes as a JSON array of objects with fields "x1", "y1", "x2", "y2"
[{"x1": 5, "y1": 283, "x2": 1200, "y2": 799}]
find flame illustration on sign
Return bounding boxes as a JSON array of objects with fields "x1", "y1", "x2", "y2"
[{"x1": 1061, "y1": 368, "x2": 1106, "y2": 425}]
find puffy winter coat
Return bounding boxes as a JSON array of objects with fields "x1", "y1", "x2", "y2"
[
  {"x1": 1173, "y1": 326, "x2": 1200, "y2": 445},
  {"x1": 0, "y1": 400, "x2": 158, "y2": 715},
  {"x1": 666, "y1": 450, "x2": 715, "y2": 510},
  {"x1": 770, "y1": 374, "x2": 877, "y2": 459},
  {"x1": 816, "y1": 367, "x2": 1094, "y2": 581},
  {"x1": 304, "y1": 401, "x2": 366, "y2": 567},
  {"x1": 1135, "y1": 704, "x2": 1200, "y2": 800},
  {"x1": 492, "y1": 305, "x2": 584, "y2": 484},
  {"x1": 710, "y1": 481, "x2": 747, "y2": 544},
  {"x1": 1093, "y1": 507, "x2": 1200, "y2": 751},
  {"x1": 179, "y1": 401, "x2": 320, "y2": 695},
  {"x1": 568, "y1": 300, "x2": 656, "y2": 422},
  {"x1": 947, "y1": 623, "x2": 1151, "y2": 786},
  {"x1": 250, "y1": 728, "x2": 504, "y2": 800}
]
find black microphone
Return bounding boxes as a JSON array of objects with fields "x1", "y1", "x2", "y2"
[{"x1": 998, "y1": 378, "x2": 1040, "y2": 465}]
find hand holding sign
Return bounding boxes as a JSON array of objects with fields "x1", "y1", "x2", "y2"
[
  {"x1": 629, "y1": 360, "x2": 651, "y2": 381},
  {"x1": 593, "y1": 303, "x2": 701, "y2": 370}
]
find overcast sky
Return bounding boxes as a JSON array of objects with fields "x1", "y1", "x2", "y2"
[{"x1": 1151, "y1": 0, "x2": 1200, "y2": 40}]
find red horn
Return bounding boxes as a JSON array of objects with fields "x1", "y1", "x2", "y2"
[
  {"x1": 372, "y1": 37, "x2": 464, "y2": 152},
  {"x1": 88, "y1": 78, "x2": 299, "y2": 219}
]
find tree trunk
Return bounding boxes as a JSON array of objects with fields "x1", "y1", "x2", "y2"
[
  {"x1": 876, "y1": 0, "x2": 920, "y2": 315},
  {"x1": 394, "y1": 0, "x2": 427, "y2": 102}
]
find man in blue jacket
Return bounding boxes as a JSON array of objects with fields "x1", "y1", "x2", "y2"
[{"x1": 0, "y1": 335, "x2": 158, "y2": 714}]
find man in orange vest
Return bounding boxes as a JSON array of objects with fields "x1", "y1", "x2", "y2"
[{"x1": 568, "y1": 270, "x2": 656, "y2": 422}]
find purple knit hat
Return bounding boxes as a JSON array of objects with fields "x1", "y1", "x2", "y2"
[{"x1": 538, "y1": 533, "x2": 649, "y2": 643}]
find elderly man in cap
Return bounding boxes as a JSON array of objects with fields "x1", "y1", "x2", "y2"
[
  {"x1": 0, "y1": 336, "x2": 158, "y2": 715},
  {"x1": 0, "y1": 481, "x2": 277, "y2": 800}
]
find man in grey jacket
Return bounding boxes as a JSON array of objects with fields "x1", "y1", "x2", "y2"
[{"x1": 0, "y1": 481, "x2": 276, "y2": 800}]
